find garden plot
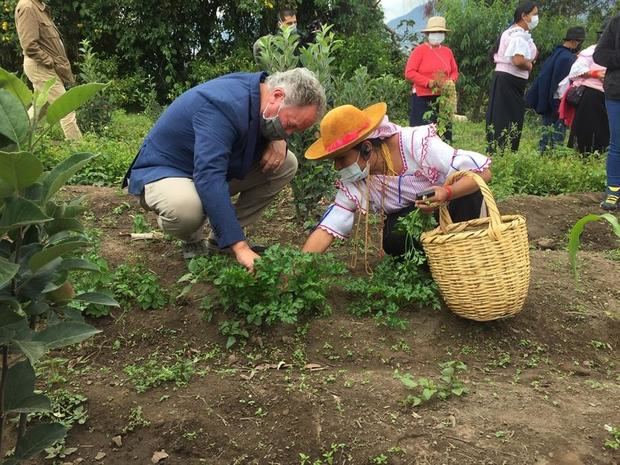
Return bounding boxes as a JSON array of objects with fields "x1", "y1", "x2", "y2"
[{"x1": 27, "y1": 186, "x2": 619, "y2": 465}]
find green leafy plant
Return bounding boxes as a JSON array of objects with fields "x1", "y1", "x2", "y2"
[
  {"x1": 370, "y1": 453, "x2": 388, "y2": 464},
  {"x1": 131, "y1": 213, "x2": 151, "y2": 233},
  {"x1": 111, "y1": 263, "x2": 168, "y2": 311},
  {"x1": 604, "y1": 424, "x2": 620, "y2": 450},
  {"x1": 30, "y1": 389, "x2": 88, "y2": 459},
  {"x1": 299, "y1": 443, "x2": 346, "y2": 465},
  {"x1": 76, "y1": 39, "x2": 115, "y2": 134},
  {"x1": 568, "y1": 213, "x2": 620, "y2": 278},
  {"x1": 124, "y1": 352, "x2": 197, "y2": 393},
  {"x1": 69, "y1": 229, "x2": 116, "y2": 318},
  {"x1": 179, "y1": 246, "x2": 347, "y2": 348},
  {"x1": 123, "y1": 406, "x2": 150, "y2": 433},
  {"x1": 0, "y1": 67, "x2": 117, "y2": 464},
  {"x1": 257, "y1": 24, "x2": 343, "y2": 222},
  {"x1": 344, "y1": 210, "x2": 439, "y2": 327},
  {"x1": 394, "y1": 361, "x2": 468, "y2": 407}
]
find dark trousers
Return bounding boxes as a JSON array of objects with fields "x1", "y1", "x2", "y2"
[
  {"x1": 539, "y1": 109, "x2": 566, "y2": 153},
  {"x1": 409, "y1": 94, "x2": 453, "y2": 144},
  {"x1": 382, "y1": 190, "x2": 483, "y2": 257}
]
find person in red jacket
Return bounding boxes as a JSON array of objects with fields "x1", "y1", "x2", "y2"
[{"x1": 404, "y1": 16, "x2": 458, "y2": 143}]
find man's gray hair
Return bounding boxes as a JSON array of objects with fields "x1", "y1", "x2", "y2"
[{"x1": 266, "y1": 68, "x2": 327, "y2": 117}]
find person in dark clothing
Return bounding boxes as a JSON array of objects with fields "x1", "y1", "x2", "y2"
[
  {"x1": 253, "y1": 8, "x2": 298, "y2": 65},
  {"x1": 526, "y1": 26, "x2": 585, "y2": 152},
  {"x1": 593, "y1": 14, "x2": 620, "y2": 210},
  {"x1": 560, "y1": 24, "x2": 608, "y2": 155}
]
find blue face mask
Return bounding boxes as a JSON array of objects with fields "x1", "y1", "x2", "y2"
[{"x1": 338, "y1": 153, "x2": 370, "y2": 183}]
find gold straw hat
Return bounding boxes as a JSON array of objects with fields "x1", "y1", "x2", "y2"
[
  {"x1": 421, "y1": 16, "x2": 450, "y2": 33},
  {"x1": 305, "y1": 102, "x2": 387, "y2": 160}
]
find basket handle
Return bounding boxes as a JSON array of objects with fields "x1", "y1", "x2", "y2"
[{"x1": 438, "y1": 171, "x2": 503, "y2": 240}]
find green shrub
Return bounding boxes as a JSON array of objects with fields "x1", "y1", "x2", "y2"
[
  {"x1": 111, "y1": 264, "x2": 168, "y2": 311},
  {"x1": 344, "y1": 210, "x2": 440, "y2": 327},
  {"x1": 0, "y1": 66, "x2": 117, "y2": 464},
  {"x1": 167, "y1": 49, "x2": 256, "y2": 100},
  {"x1": 35, "y1": 110, "x2": 151, "y2": 187},
  {"x1": 333, "y1": 67, "x2": 410, "y2": 125},
  {"x1": 491, "y1": 150, "x2": 606, "y2": 199},
  {"x1": 179, "y1": 246, "x2": 347, "y2": 348},
  {"x1": 452, "y1": 119, "x2": 606, "y2": 199},
  {"x1": 334, "y1": 29, "x2": 405, "y2": 78}
]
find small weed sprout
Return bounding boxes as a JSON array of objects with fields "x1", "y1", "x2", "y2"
[
  {"x1": 124, "y1": 352, "x2": 197, "y2": 392},
  {"x1": 299, "y1": 443, "x2": 346, "y2": 465},
  {"x1": 123, "y1": 406, "x2": 150, "y2": 433},
  {"x1": 604, "y1": 424, "x2": 620, "y2": 450},
  {"x1": 395, "y1": 361, "x2": 468, "y2": 407},
  {"x1": 131, "y1": 213, "x2": 151, "y2": 233}
]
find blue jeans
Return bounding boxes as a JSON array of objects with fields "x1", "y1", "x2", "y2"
[
  {"x1": 605, "y1": 98, "x2": 620, "y2": 186},
  {"x1": 539, "y1": 112, "x2": 566, "y2": 152}
]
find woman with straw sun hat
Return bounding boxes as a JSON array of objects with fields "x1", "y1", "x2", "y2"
[
  {"x1": 405, "y1": 16, "x2": 459, "y2": 143},
  {"x1": 302, "y1": 103, "x2": 491, "y2": 257}
]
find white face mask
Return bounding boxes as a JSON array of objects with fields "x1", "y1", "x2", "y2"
[
  {"x1": 526, "y1": 15, "x2": 539, "y2": 30},
  {"x1": 338, "y1": 154, "x2": 370, "y2": 183},
  {"x1": 428, "y1": 32, "x2": 445, "y2": 45}
]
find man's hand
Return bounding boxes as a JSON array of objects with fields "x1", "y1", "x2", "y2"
[
  {"x1": 231, "y1": 241, "x2": 260, "y2": 272},
  {"x1": 260, "y1": 140, "x2": 287, "y2": 173}
]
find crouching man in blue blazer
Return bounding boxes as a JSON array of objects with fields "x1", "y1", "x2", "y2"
[{"x1": 123, "y1": 68, "x2": 326, "y2": 271}]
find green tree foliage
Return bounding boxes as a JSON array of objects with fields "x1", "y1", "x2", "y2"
[
  {"x1": 0, "y1": 68, "x2": 118, "y2": 464},
  {"x1": 1, "y1": 0, "x2": 403, "y2": 103}
]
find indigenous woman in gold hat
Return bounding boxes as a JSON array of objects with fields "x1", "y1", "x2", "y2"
[{"x1": 302, "y1": 103, "x2": 492, "y2": 256}]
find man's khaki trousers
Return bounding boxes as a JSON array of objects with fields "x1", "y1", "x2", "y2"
[
  {"x1": 142, "y1": 151, "x2": 298, "y2": 244},
  {"x1": 23, "y1": 57, "x2": 82, "y2": 141}
]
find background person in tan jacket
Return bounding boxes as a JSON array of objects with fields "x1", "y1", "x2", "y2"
[{"x1": 15, "y1": 0, "x2": 82, "y2": 140}]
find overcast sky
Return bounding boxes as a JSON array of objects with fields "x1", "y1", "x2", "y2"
[{"x1": 380, "y1": 0, "x2": 425, "y2": 22}]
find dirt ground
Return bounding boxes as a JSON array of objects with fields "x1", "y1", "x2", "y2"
[{"x1": 28, "y1": 187, "x2": 620, "y2": 465}]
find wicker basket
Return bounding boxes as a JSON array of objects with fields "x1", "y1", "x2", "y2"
[{"x1": 420, "y1": 171, "x2": 530, "y2": 321}]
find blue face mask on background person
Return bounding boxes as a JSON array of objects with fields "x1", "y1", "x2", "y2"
[
  {"x1": 260, "y1": 102, "x2": 289, "y2": 140},
  {"x1": 338, "y1": 152, "x2": 370, "y2": 183}
]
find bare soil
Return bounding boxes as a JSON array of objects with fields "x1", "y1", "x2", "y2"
[{"x1": 28, "y1": 187, "x2": 620, "y2": 465}]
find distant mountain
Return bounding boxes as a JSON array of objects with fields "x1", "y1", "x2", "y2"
[{"x1": 386, "y1": 4, "x2": 427, "y2": 50}]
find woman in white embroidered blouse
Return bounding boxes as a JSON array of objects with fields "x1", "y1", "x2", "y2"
[
  {"x1": 302, "y1": 103, "x2": 492, "y2": 256},
  {"x1": 486, "y1": 1, "x2": 539, "y2": 155}
]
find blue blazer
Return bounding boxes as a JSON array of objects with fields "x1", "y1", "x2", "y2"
[
  {"x1": 526, "y1": 46, "x2": 576, "y2": 115},
  {"x1": 125, "y1": 72, "x2": 268, "y2": 248}
]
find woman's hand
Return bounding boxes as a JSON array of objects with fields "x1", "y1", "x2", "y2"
[{"x1": 414, "y1": 186, "x2": 450, "y2": 212}]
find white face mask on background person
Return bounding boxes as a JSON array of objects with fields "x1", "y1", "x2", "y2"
[
  {"x1": 338, "y1": 154, "x2": 370, "y2": 183},
  {"x1": 526, "y1": 15, "x2": 539, "y2": 30},
  {"x1": 428, "y1": 32, "x2": 445, "y2": 45}
]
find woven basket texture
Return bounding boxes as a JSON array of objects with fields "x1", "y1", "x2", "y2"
[{"x1": 421, "y1": 171, "x2": 531, "y2": 321}]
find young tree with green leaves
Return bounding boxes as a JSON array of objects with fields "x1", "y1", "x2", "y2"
[{"x1": 0, "y1": 68, "x2": 118, "y2": 464}]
